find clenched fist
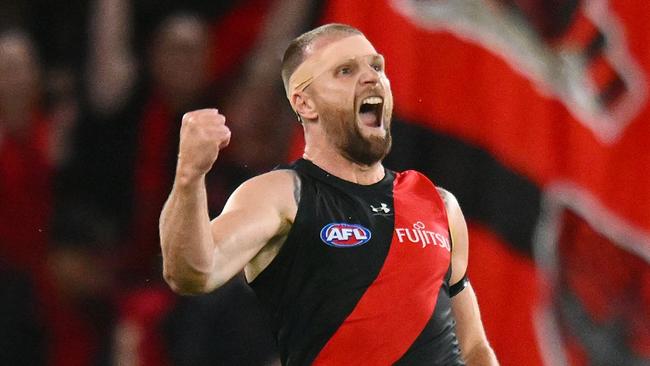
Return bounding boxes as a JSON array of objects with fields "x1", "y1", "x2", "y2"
[{"x1": 176, "y1": 109, "x2": 231, "y2": 180}]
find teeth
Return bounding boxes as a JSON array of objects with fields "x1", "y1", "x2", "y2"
[{"x1": 362, "y1": 96, "x2": 383, "y2": 105}]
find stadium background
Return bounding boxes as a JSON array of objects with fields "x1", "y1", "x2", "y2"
[{"x1": 1, "y1": 0, "x2": 648, "y2": 365}]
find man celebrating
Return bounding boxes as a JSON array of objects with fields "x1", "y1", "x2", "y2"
[{"x1": 160, "y1": 23, "x2": 498, "y2": 365}]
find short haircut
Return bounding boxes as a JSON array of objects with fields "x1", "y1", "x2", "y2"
[{"x1": 281, "y1": 23, "x2": 363, "y2": 94}]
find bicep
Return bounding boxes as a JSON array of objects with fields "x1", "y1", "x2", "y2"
[
  {"x1": 438, "y1": 188, "x2": 469, "y2": 285},
  {"x1": 205, "y1": 171, "x2": 296, "y2": 288},
  {"x1": 211, "y1": 202, "x2": 289, "y2": 262}
]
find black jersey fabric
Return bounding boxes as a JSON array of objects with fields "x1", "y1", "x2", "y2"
[{"x1": 250, "y1": 159, "x2": 464, "y2": 365}]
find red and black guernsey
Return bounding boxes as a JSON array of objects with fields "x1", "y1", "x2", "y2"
[{"x1": 250, "y1": 159, "x2": 464, "y2": 365}]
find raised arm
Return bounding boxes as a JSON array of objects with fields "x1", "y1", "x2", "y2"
[
  {"x1": 438, "y1": 188, "x2": 499, "y2": 365},
  {"x1": 159, "y1": 109, "x2": 296, "y2": 295}
]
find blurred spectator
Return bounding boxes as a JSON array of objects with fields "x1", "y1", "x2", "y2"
[
  {"x1": 112, "y1": 284, "x2": 177, "y2": 366},
  {"x1": 45, "y1": 202, "x2": 118, "y2": 366},
  {"x1": 0, "y1": 29, "x2": 92, "y2": 366},
  {"x1": 0, "y1": 1, "x2": 90, "y2": 73},
  {"x1": 1, "y1": 1, "x2": 87, "y2": 156},
  {"x1": 0, "y1": 29, "x2": 53, "y2": 284},
  {"x1": 0, "y1": 28, "x2": 78, "y2": 277},
  {"x1": 0, "y1": 260, "x2": 46, "y2": 366},
  {"x1": 111, "y1": 274, "x2": 279, "y2": 366},
  {"x1": 215, "y1": 0, "x2": 316, "y2": 172},
  {"x1": 62, "y1": 12, "x2": 236, "y2": 283},
  {"x1": 125, "y1": 13, "x2": 224, "y2": 280}
]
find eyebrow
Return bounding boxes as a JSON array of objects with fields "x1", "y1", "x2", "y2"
[{"x1": 337, "y1": 57, "x2": 357, "y2": 65}]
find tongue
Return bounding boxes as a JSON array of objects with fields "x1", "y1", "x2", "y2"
[{"x1": 359, "y1": 111, "x2": 378, "y2": 127}]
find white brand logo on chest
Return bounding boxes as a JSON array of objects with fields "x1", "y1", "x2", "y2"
[
  {"x1": 395, "y1": 221, "x2": 451, "y2": 250},
  {"x1": 370, "y1": 203, "x2": 391, "y2": 214}
]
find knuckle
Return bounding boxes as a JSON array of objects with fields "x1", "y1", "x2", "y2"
[
  {"x1": 201, "y1": 108, "x2": 219, "y2": 118},
  {"x1": 183, "y1": 110, "x2": 199, "y2": 120},
  {"x1": 183, "y1": 116, "x2": 195, "y2": 126}
]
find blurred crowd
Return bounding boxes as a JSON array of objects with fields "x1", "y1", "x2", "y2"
[{"x1": 0, "y1": 0, "x2": 321, "y2": 365}]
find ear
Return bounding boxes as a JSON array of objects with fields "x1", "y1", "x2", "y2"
[{"x1": 292, "y1": 92, "x2": 318, "y2": 121}]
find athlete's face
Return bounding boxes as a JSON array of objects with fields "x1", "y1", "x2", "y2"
[{"x1": 304, "y1": 36, "x2": 393, "y2": 166}]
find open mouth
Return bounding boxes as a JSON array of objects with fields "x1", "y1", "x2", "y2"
[{"x1": 358, "y1": 96, "x2": 384, "y2": 128}]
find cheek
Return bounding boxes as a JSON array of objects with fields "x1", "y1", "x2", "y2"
[
  {"x1": 384, "y1": 95, "x2": 394, "y2": 114},
  {"x1": 318, "y1": 83, "x2": 355, "y2": 107}
]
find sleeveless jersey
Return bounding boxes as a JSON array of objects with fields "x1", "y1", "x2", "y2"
[{"x1": 250, "y1": 159, "x2": 464, "y2": 365}]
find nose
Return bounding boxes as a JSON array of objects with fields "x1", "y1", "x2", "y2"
[{"x1": 359, "y1": 64, "x2": 380, "y2": 85}]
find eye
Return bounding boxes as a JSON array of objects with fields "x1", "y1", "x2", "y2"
[
  {"x1": 371, "y1": 63, "x2": 384, "y2": 72},
  {"x1": 338, "y1": 66, "x2": 352, "y2": 75}
]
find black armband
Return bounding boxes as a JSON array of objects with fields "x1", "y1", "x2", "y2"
[{"x1": 449, "y1": 273, "x2": 469, "y2": 297}]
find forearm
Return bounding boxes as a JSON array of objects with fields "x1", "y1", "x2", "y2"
[
  {"x1": 452, "y1": 284, "x2": 499, "y2": 366},
  {"x1": 464, "y1": 341, "x2": 499, "y2": 366},
  {"x1": 159, "y1": 172, "x2": 215, "y2": 294}
]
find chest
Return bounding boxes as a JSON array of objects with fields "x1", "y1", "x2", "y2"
[{"x1": 293, "y1": 179, "x2": 451, "y2": 286}]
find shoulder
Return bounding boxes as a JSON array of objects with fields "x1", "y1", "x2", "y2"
[
  {"x1": 242, "y1": 169, "x2": 297, "y2": 186},
  {"x1": 232, "y1": 169, "x2": 298, "y2": 199},
  {"x1": 226, "y1": 169, "x2": 300, "y2": 219},
  {"x1": 434, "y1": 187, "x2": 465, "y2": 233},
  {"x1": 435, "y1": 187, "x2": 460, "y2": 212},
  {"x1": 434, "y1": 187, "x2": 466, "y2": 241}
]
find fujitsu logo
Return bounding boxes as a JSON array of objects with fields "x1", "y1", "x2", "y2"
[{"x1": 395, "y1": 221, "x2": 450, "y2": 250}]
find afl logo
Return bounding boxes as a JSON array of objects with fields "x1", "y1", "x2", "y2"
[{"x1": 320, "y1": 223, "x2": 372, "y2": 248}]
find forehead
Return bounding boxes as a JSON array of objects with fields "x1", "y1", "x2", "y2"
[
  {"x1": 156, "y1": 17, "x2": 207, "y2": 47},
  {"x1": 305, "y1": 34, "x2": 378, "y2": 61},
  {"x1": 0, "y1": 38, "x2": 39, "y2": 78},
  {"x1": 0, "y1": 36, "x2": 34, "y2": 61}
]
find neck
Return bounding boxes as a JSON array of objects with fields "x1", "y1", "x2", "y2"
[{"x1": 303, "y1": 138, "x2": 385, "y2": 185}]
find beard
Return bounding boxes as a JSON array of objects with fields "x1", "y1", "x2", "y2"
[{"x1": 320, "y1": 102, "x2": 392, "y2": 166}]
